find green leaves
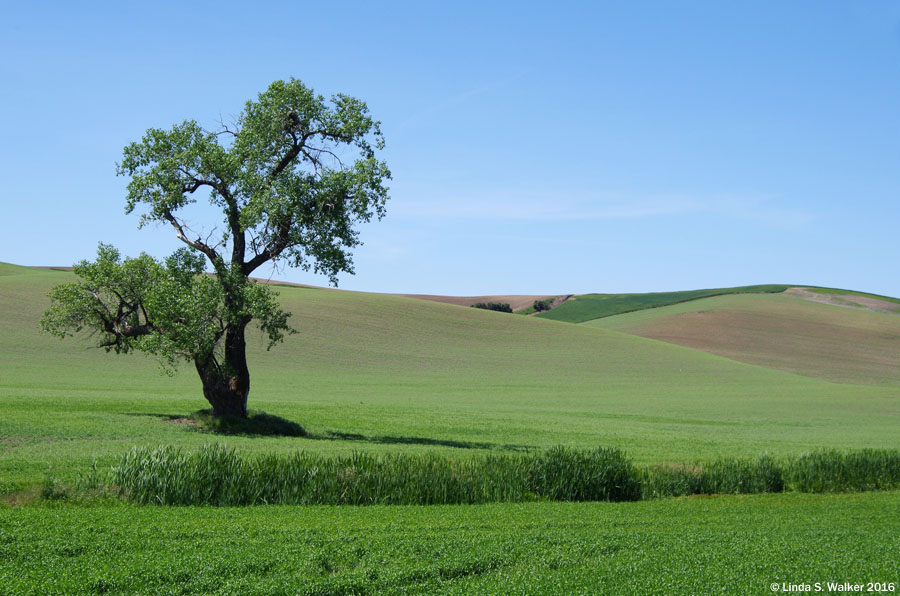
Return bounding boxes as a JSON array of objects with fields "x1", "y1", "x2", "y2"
[
  {"x1": 119, "y1": 121, "x2": 227, "y2": 227},
  {"x1": 42, "y1": 244, "x2": 293, "y2": 372},
  {"x1": 42, "y1": 244, "x2": 163, "y2": 350},
  {"x1": 117, "y1": 78, "x2": 390, "y2": 282}
]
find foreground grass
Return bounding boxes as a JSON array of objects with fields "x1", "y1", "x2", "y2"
[{"x1": 1, "y1": 492, "x2": 897, "y2": 595}]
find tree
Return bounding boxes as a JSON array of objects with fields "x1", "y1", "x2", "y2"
[{"x1": 41, "y1": 79, "x2": 391, "y2": 418}]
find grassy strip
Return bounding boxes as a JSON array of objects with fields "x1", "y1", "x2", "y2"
[
  {"x1": 94, "y1": 445, "x2": 900, "y2": 507},
  {"x1": 641, "y1": 455, "x2": 784, "y2": 499},
  {"x1": 788, "y1": 449, "x2": 900, "y2": 492},
  {"x1": 643, "y1": 450, "x2": 900, "y2": 498},
  {"x1": 110, "y1": 445, "x2": 641, "y2": 506},
  {"x1": 537, "y1": 284, "x2": 791, "y2": 323}
]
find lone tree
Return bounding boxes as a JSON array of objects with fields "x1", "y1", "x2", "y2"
[{"x1": 41, "y1": 79, "x2": 390, "y2": 418}]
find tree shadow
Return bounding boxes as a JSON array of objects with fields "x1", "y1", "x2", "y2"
[
  {"x1": 125, "y1": 413, "x2": 534, "y2": 451},
  {"x1": 125, "y1": 411, "x2": 306, "y2": 437},
  {"x1": 125, "y1": 413, "x2": 187, "y2": 421},
  {"x1": 314, "y1": 431, "x2": 534, "y2": 453}
]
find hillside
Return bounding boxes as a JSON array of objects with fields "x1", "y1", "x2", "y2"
[
  {"x1": 584, "y1": 293, "x2": 900, "y2": 385},
  {"x1": 2, "y1": 264, "x2": 899, "y2": 490}
]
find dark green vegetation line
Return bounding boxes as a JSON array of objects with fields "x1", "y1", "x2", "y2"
[
  {"x1": 93, "y1": 445, "x2": 900, "y2": 507},
  {"x1": 537, "y1": 284, "x2": 793, "y2": 323},
  {"x1": 107, "y1": 445, "x2": 642, "y2": 505},
  {"x1": 2, "y1": 493, "x2": 898, "y2": 595}
]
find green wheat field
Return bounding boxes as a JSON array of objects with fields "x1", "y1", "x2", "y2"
[{"x1": 1, "y1": 262, "x2": 898, "y2": 595}]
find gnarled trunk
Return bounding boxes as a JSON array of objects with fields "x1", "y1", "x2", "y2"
[{"x1": 195, "y1": 320, "x2": 251, "y2": 419}]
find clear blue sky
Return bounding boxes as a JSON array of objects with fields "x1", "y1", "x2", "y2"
[{"x1": 2, "y1": 1, "x2": 899, "y2": 296}]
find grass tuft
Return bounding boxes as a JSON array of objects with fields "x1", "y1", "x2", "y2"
[{"x1": 528, "y1": 446, "x2": 641, "y2": 502}]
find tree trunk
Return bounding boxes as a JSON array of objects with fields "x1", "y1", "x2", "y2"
[
  {"x1": 200, "y1": 379, "x2": 249, "y2": 418},
  {"x1": 195, "y1": 319, "x2": 251, "y2": 419}
]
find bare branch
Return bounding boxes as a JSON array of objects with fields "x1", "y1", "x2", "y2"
[
  {"x1": 303, "y1": 145, "x2": 344, "y2": 172},
  {"x1": 212, "y1": 113, "x2": 239, "y2": 138}
]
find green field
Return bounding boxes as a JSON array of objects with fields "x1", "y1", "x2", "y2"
[
  {"x1": 4, "y1": 265, "x2": 899, "y2": 486},
  {"x1": 3, "y1": 493, "x2": 898, "y2": 595},
  {"x1": 2, "y1": 263, "x2": 899, "y2": 594},
  {"x1": 535, "y1": 284, "x2": 792, "y2": 323}
]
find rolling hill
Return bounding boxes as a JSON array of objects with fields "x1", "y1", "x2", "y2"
[
  {"x1": 584, "y1": 292, "x2": 900, "y2": 386},
  {"x1": 2, "y1": 262, "x2": 899, "y2": 490}
]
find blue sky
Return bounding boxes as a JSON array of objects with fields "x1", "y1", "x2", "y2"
[{"x1": 2, "y1": 1, "x2": 899, "y2": 296}]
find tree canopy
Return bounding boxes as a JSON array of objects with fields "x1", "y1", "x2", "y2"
[{"x1": 42, "y1": 79, "x2": 391, "y2": 418}]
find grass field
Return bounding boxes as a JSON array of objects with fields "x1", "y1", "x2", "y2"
[
  {"x1": 2, "y1": 262, "x2": 899, "y2": 594},
  {"x1": 2, "y1": 493, "x2": 898, "y2": 595},
  {"x1": 3, "y1": 265, "x2": 899, "y2": 488}
]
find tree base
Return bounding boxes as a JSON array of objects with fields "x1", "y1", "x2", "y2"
[{"x1": 189, "y1": 410, "x2": 306, "y2": 437}]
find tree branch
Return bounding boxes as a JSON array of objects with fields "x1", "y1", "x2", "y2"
[
  {"x1": 242, "y1": 218, "x2": 293, "y2": 275},
  {"x1": 163, "y1": 209, "x2": 223, "y2": 269},
  {"x1": 269, "y1": 144, "x2": 304, "y2": 181},
  {"x1": 267, "y1": 128, "x2": 348, "y2": 181}
]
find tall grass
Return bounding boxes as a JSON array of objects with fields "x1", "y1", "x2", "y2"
[
  {"x1": 528, "y1": 446, "x2": 641, "y2": 502},
  {"x1": 787, "y1": 449, "x2": 900, "y2": 492},
  {"x1": 112, "y1": 445, "x2": 641, "y2": 506},
  {"x1": 641, "y1": 455, "x2": 783, "y2": 499},
  {"x1": 107, "y1": 446, "x2": 900, "y2": 506}
]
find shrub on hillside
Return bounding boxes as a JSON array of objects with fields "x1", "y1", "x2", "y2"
[
  {"x1": 471, "y1": 302, "x2": 513, "y2": 313},
  {"x1": 533, "y1": 299, "x2": 552, "y2": 312}
]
